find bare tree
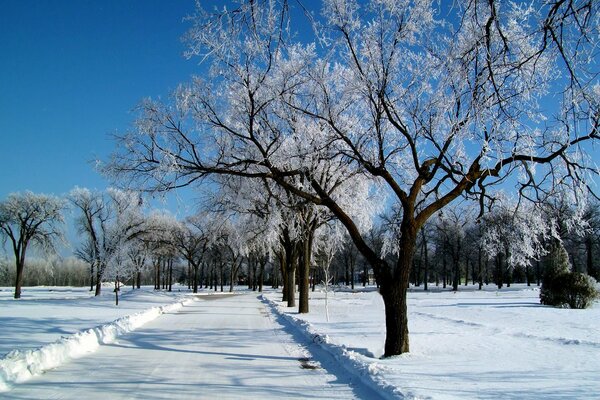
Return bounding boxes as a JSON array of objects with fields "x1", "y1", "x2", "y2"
[
  {"x1": 0, "y1": 192, "x2": 65, "y2": 299},
  {"x1": 70, "y1": 188, "x2": 147, "y2": 296},
  {"x1": 107, "y1": 1, "x2": 599, "y2": 356}
]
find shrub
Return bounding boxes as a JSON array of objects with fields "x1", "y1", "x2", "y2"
[
  {"x1": 540, "y1": 272, "x2": 599, "y2": 309},
  {"x1": 539, "y1": 242, "x2": 599, "y2": 309},
  {"x1": 561, "y1": 272, "x2": 599, "y2": 309}
]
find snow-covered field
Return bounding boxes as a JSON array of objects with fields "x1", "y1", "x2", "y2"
[
  {"x1": 265, "y1": 284, "x2": 600, "y2": 399},
  {"x1": 0, "y1": 285, "x2": 194, "y2": 392},
  {"x1": 1, "y1": 284, "x2": 598, "y2": 399}
]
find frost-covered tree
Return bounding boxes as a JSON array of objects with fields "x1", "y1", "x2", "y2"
[
  {"x1": 482, "y1": 201, "x2": 552, "y2": 288},
  {"x1": 144, "y1": 211, "x2": 180, "y2": 291},
  {"x1": 172, "y1": 214, "x2": 210, "y2": 293},
  {"x1": 107, "y1": 1, "x2": 600, "y2": 356},
  {"x1": 70, "y1": 188, "x2": 147, "y2": 296},
  {"x1": 0, "y1": 192, "x2": 65, "y2": 298}
]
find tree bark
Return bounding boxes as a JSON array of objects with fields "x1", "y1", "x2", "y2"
[
  {"x1": 13, "y1": 251, "x2": 26, "y2": 299},
  {"x1": 586, "y1": 237, "x2": 595, "y2": 279},
  {"x1": 286, "y1": 262, "x2": 296, "y2": 308},
  {"x1": 90, "y1": 263, "x2": 95, "y2": 292},
  {"x1": 95, "y1": 265, "x2": 102, "y2": 296},
  {"x1": 193, "y1": 262, "x2": 199, "y2": 293},
  {"x1": 299, "y1": 228, "x2": 314, "y2": 313}
]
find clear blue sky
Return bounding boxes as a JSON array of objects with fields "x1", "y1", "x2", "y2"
[{"x1": 0, "y1": 0, "x2": 200, "y2": 202}]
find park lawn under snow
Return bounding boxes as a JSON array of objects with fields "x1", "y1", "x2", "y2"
[
  {"x1": 0, "y1": 284, "x2": 192, "y2": 356},
  {"x1": 1, "y1": 284, "x2": 598, "y2": 398},
  {"x1": 264, "y1": 284, "x2": 600, "y2": 399},
  {"x1": 0, "y1": 284, "x2": 194, "y2": 391}
]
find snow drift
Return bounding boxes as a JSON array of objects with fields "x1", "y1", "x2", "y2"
[
  {"x1": 261, "y1": 295, "x2": 407, "y2": 400},
  {"x1": 0, "y1": 297, "x2": 194, "y2": 392}
]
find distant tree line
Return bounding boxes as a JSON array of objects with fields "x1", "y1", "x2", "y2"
[{"x1": 2, "y1": 190, "x2": 598, "y2": 301}]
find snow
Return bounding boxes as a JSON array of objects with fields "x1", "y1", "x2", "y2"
[
  {"x1": 1, "y1": 290, "x2": 375, "y2": 399},
  {"x1": 264, "y1": 285, "x2": 600, "y2": 399},
  {"x1": 1, "y1": 284, "x2": 598, "y2": 398},
  {"x1": 0, "y1": 285, "x2": 193, "y2": 392}
]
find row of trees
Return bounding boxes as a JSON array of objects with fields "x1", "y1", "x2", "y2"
[{"x1": 2, "y1": 188, "x2": 598, "y2": 299}]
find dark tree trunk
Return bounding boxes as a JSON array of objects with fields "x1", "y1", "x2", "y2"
[
  {"x1": 95, "y1": 266, "x2": 102, "y2": 296},
  {"x1": 214, "y1": 268, "x2": 218, "y2": 291},
  {"x1": 350, "y1": 258, "x2": 355, "y2": 290},
  {"x1": 452, "y1": 251, "x2": 460, "y2": 291},
  {"x1": 188, "y1": 260, "x2": 191, "y2": 290},
  {"x1": 114, "y1": 278, "x2": 119, "y2": 306},
  {"x1": 442, "y1": 255, "x2": 447, "y2": 289},
  {"x1": 168, "y1": 259, "x2": 173, "y2": 292},
  {"x1": 154, "y1": 258, "x2": 160, "y2": 290},
  {"x1": 496, "y1": 253, "x2": 504, "y2": 289},
  {"x1": 286, "y1": 261, "x2": 296, "y2": 308},
  {"x1": 478, "y1": 247, "x2": 483, "y2": 290},
  {"x1": 299, "y1": 228, "x2": 314, "y2": 314},
  {"x1": 379, "y1": 228, "x2": 416, "y2": 357},
  {"x1": 193, "y1": 263, "x2": 199, "y2": 293},
  {"x1": 258, "y1": 258, "x2": 265, "y2": 292},
  {"x1": 14, "y1": 252, "x2": 26, "y2": 299},
  {"x1": 381, "y1": 280, "x2": 410, "y2": 356},
  {"x1": 423, "y1": 239, "x2": 429, "y2": 291},
  {"x1": 586, "y1": 237, "x2": 595, "y2": 279},
  {"x1": 220, "y1": 263, "x2": 224, "y2": 292},
  {"x1": 90, "y1": 263, "x2": 95, "y2": 292},
  {"x1": 280, "y1": 251, "x2": 287, "y2": 302}
]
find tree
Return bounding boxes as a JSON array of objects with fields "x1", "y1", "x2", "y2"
[
  {"x1": 107, "y1": 1, "x2": 600, "y2": 356},
  {"x1": 70, "y1": 188, "x2": 147, "y2": 296},
  {"x1": 173, "y1": 215, "x2": 210, "y2": 293},
  {"x1": 0, "y1": 192, "x2": 65, "y2": 299}
]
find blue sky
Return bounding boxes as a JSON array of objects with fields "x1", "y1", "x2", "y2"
[{"x1": 0, "y1": 0, "x2": 200, "y2": 205}]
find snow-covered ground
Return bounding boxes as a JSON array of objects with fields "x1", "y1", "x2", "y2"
[
  {"x1": 0, "y1": 285, "x2": 194, "y2": 392},
  {"x1": 0, "y1": 284, "x2": 192, "y2": 356},
  {"x1": 264, "y1": 284, "x2": 600, "y2": 399},
  {"x1": 1, "y1": 284, "x2": 598, "y2": 398}
]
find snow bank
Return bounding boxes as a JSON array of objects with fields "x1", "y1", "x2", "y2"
[
  {"x1": 261, "y1": 295, "x2": 408, "y2": 400},
  {"x1": 0, "y1": 297, "x2": 194, "y2": 392}
]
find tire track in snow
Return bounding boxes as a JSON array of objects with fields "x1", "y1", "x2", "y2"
[{"x1": 412, "y1": 311, "x2": 600, "y2": 348}]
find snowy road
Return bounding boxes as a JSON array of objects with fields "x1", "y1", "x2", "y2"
[{"x1": 4, "y1": 293, "x2": 377, "y2": 400}]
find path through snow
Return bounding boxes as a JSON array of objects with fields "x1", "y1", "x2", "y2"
[{"x1": 3, "y1": 293, "x2": 380, "y2": 400}]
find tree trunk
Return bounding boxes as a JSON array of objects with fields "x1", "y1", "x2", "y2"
[
  {"x1": 377, "y1": 223, "x2": 416, "y2": 357},
  {"x1": 442, "y1": 255, "x2": 447, "y2": 289},
  {"x1": 115, "y1": 278, "x2": 119, "y2": 306},
  {"x1": 95, "y1": 266, "x2": 102, "y2": 296},
  {"x1": 258, "y1": 258, "x2": 265, "y2": 292},
  {"x1": 13, "y1": 252, "x2": 26, "y2": 299},
  {"x1": 380, "y1": 280, "x2": 410, "y2": 356},
  {"x1": 168, "y1": 259, "x2": 173, "y2": 292},
  {"x1": 478, "y1": 247, "x2": 483, "y2": 290},
  {"x1": 280, "y1": 251, "x2": 287, "y2": 302},
  {"x1": 496, "y1": 254, "x2": 503, "y2": 289},
  {"x1": 452, "y1": 252, "x2": 460, "y2": 291},
  {"x1": 423, "y1": 233, "x2": 429, "y2": 291},
  {"x1": 586, "y1": 237, "x2": 595, "y2": 279},
  {"x1": 220, "y1": 263, "x2": 224, "y2": 292},
  {"x1": 299, "y1": 229, "x2": 314, "y2": 314},
  {"x1": 154, "y1": 258, "x2": 160, "y2": 290},
  {"x1": 193, "y1": 263, "x2": 199, "y2": 293},
  {"x1": 286, "y1": 262, "x2": 296, "y2": 308},
  {"x1": 187, "y1": 260, "x2": 192, "y2": 289},
  {"x1": 350, "y1": 258, "x2": 355, "y2": 290},
  {"x1": 90, "y1": 262, "x2": 95, "y2": 292}
]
